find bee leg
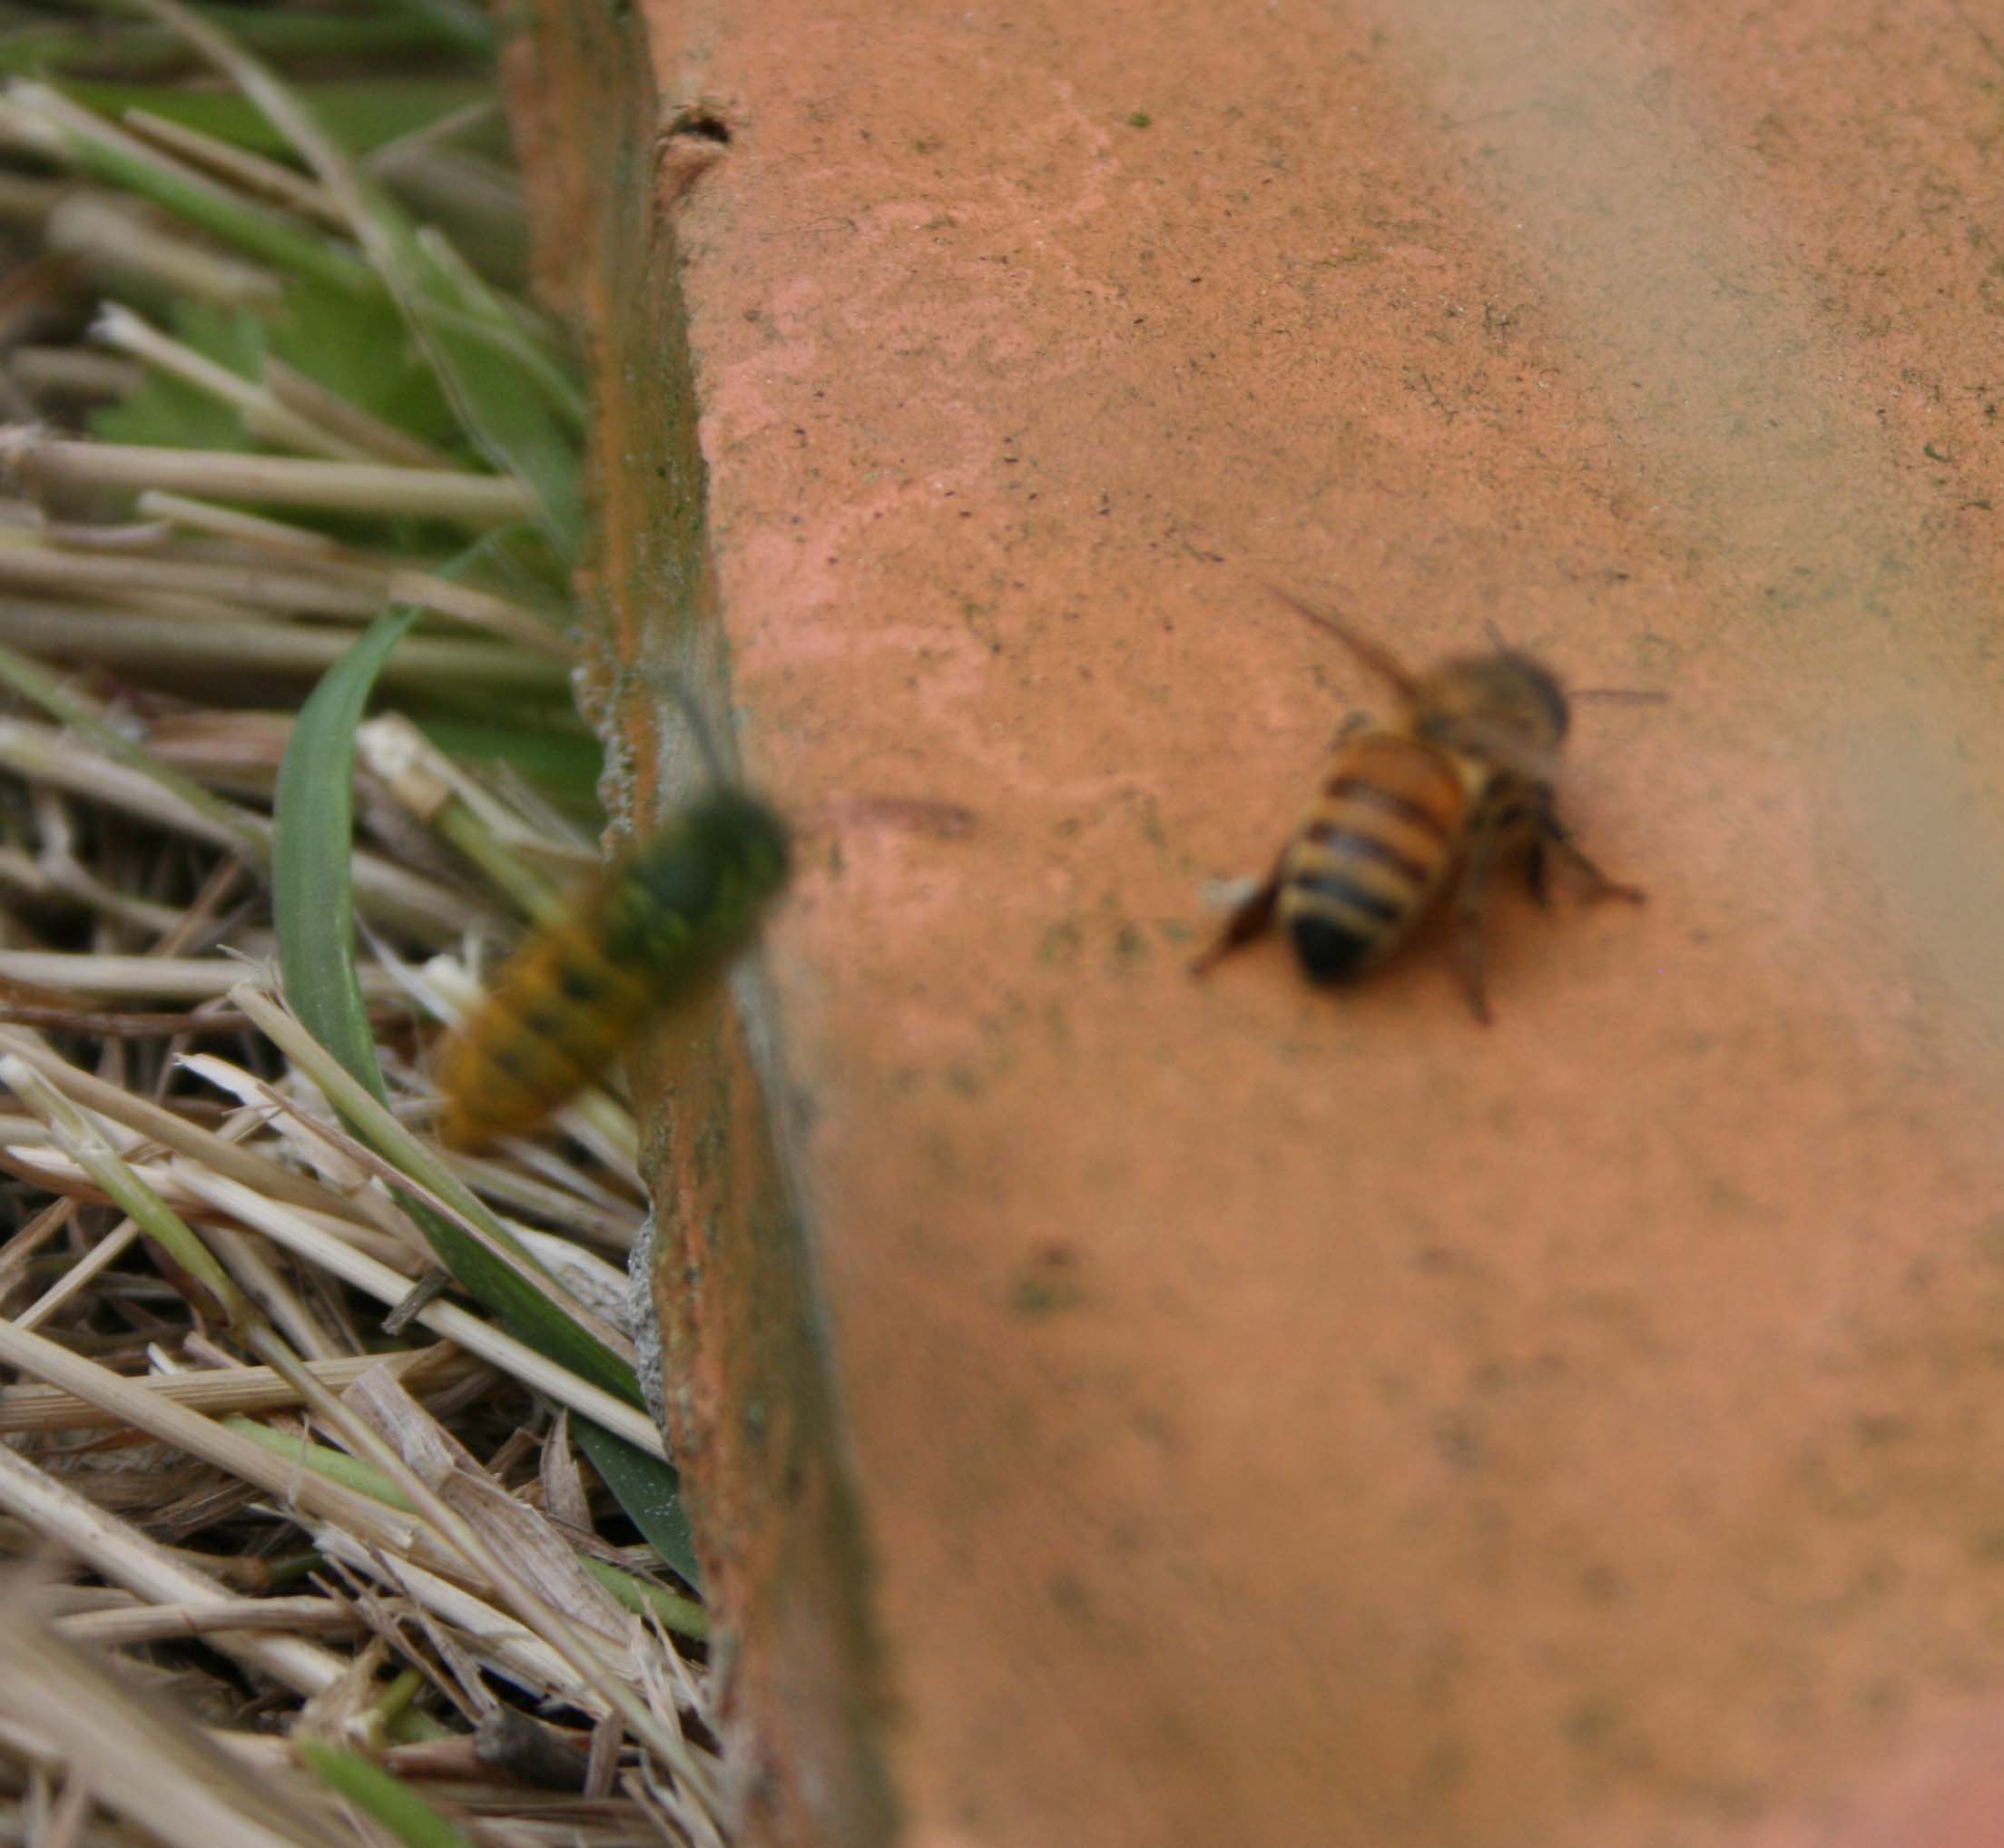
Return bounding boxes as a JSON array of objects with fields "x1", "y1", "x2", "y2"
[
  {"x1": 1537, "y1": 808, "x2": 1645, "y2": 905},
  {"x1": 1191, "y1": 859, "x2": 1283, "y2": 976},
  {"x1": 1524, "y1": 838, "x2": 1551, "y2": 909},
  {"x1": 1449, "y1": 831, "x2": 1502, "y2": 1026}
]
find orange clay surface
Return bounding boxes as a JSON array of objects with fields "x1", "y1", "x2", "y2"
[{"x1": 517, "y1": 3, "x2": 2004, "y2": 1844}]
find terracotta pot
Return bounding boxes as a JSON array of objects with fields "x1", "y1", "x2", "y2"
[{"x1": 510, "y1": 4, "x2": 2004, "y2": 1843}]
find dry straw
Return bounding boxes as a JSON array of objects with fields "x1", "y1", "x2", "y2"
[{"x1": 0, "y1": 4, "x2": 722, "y2": 1844}]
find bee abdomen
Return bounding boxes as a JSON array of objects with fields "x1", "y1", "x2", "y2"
[
  {"x1": 1282, "y1": 866, "x2": 1409, "y2": 978},
  {"x1": 437, "y1": 920, "x2": 653, "y2": 1147},
  {"x1": 1278, "y1": 734, "x2": 1464, "y2": 982}
]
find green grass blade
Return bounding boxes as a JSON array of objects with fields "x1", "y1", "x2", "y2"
[
  {"x1": 297, "y1": 1745, "x2": 480, "y2": 1848},
  {"x1": 226, "y1": 1415, "x2": 414, "y2": 1509},
  {"x1": 17, "y1": 80, "x2": 378, "y2": 295},
  {"x1": 579, "y1": 1553, "x2": 705, "y2": 1641},
  {"x1": 405, "y1": 281, "x2": 584, "y2": 556},
  {"x1": 363, "y1": 0, "x2": 494, "y2": 57},
  {"x1": 4, "y1": 9, "x2": 483, "y2": 84},
  {"x1": 59, "y1": 78, "x2": 496, "y2": 153},
  {"x1": 575, "y1": 1421, "x2": 701, "y2": 1587},
  {"x1": 413, "y1": 717, "x2": 604, "y2": 812},
  {"x1": 275, "y1": 608, "x2": 415, "y2": 1103},
  {"x1": 0, "y1": 1054, "x2": 248, "y2": 1332}
]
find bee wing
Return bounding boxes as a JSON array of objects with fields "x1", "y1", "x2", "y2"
[{"x1": 1266, "y1": 586, "x2": 1421, "y2": 699}]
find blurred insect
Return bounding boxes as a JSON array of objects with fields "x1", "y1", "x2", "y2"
[
  {"x1": 1192, "y1": 590, "x2": 1655, "y2": 1020},
  {"x1": 437, "y1": 710, "x2": 791, "y2": 1149}
]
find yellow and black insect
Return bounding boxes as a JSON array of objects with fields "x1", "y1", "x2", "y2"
[
  {"x1": 437, "y1": 787, "x2": 790, "y2": 1149},
  {"x1": 1193, "y1": 590, "x2": 1650, "y2": 1020}
]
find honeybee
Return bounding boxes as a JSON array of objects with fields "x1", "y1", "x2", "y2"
[
  {"x1": 1192, "y1": 591, "x2": 1650, "y2": 1020},
  {"x1": 437, "y1": 788, "x2": 790, "y2": 1149}
]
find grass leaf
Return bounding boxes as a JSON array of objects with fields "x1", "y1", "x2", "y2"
[
  {"x1": 15, "y1": 78, "x2": 378, "y2": 295},
  {"x1": 63, "y1": 76, "x2": 496, "y2": 152},
  {"x1": 270, "y1": 274, "x2": 460, "y2": 453},
  {"x1": 275, "y1": 606, "x2": 416, "y2": 1101},
  {"x1": 298, "y1": 1745, "x2": 480, "y2": 1848},
  {"x1": 576, "y1": 1421, "x2": 701, "y2": 1587}
]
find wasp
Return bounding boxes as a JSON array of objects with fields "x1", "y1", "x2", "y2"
[
  {"x1": 437, "y1": 788, "x2": 790, "y2": 1148},
  {"x1": 1192, "y1": 591, "x2": 1651, "y2": 1020}
]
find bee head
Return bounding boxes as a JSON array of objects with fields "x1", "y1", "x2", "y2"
[
  {"x1": 691, "y1": 788, "x2": 793, "y2": 886},
  {"x1": 1412, "y1": 650, "x2": 1571, "y2": 762},
  {"x1": 612, "y1": 788, "x2": 792, "y2": 974}
]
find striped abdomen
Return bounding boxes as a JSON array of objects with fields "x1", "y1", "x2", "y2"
[
  {"x1": 1278, "y1": 731, "x2": 1471, "y2": 980},
  {"x1": 436, "y1": 899, "x2": 658, "y2": 1149}
]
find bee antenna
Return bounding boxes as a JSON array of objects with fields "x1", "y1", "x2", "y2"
[
  {"x1": 1568, "y1": 687, "x2": 1669, "y2": 705},
  {"x1": 1482, "y1": 616, "x2": 1510, "y2": 652},
  {"x1": 1265, "y1": 585, "x2": 1420, "y2": 698}
]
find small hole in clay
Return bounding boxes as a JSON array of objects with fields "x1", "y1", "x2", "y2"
[{"x1": 673, "y1": 112, "x2": 732, "y2": 146}]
